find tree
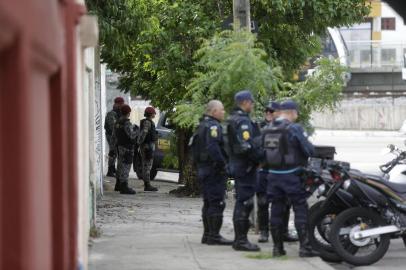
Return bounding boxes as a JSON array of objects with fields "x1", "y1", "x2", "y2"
[
  {"x1": 174, "y1": 31, "x2": 347, "y2": 130},
  {"x1": 87, "y1": 0, "x2": 369, "y2": 106},
  {"x1": 87, "y1": 0, "x2": 369, "y2": 195}
]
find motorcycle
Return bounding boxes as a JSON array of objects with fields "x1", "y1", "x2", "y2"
[
  {"x1": 306, "y1": 158, "x2": 358, "y2": 262},
  {"x1": 307, "y1": 144, "x2": 406, "y2": 263},
  {"x1": 379, "y1": 144, "x2": 406, "y2": 184},
  {"x1": 328, "y1": 148, "x2": 406, "y2": 266}
]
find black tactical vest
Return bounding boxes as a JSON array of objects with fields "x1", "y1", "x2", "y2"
[
  {"x1": 115, "y1": 118, "x2": 133, "y2": 147},
  {"x1": 264, "y1": 119, "x2": 308, "y2": 169},
  {"x1": 140, "y1": 119, "x2": 158, "y2": 144}
]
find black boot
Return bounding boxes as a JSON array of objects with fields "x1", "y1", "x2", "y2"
[
  {"x1": 107, "y1": 166, "x2": 116, "y2": 177},
  {"x1": 297, "y1": 225, "x2": 320, "y2": 257},
  {"x1": 114, "y1": 178, "x2": 120, "y2": 192},
  {"x1": 144, "y1": 182, "x2": 158, "y2": 192},
  {"x1": 232, "y1": 220, "x2": 260, "y2": 252},
  {"x1": 282, "y1": 206, "x2": 298, "y2": 242},
  {"x1": 283, "y1": 231, "x2": 298, "y2": 242},
  {"x1": 257, "y1": 208, "x2": 269, "y2": 243},
  {"x1": 201, "y1": 214, "x2": 209, "y2": 244},
  {"x1": 257, "y1": 202, "x2": 269, "y2": 243},
  {"x1": 258, "y1": 230, "x2": 269, "y2": 243},
  {"x1": 206, "y1": 216, "x2": 233, "y2": 246},
  {"x1": 271, "y1": 227, "x2": 287, "y2": 257},
  {"x1": 120, "y1": 181, "x2": 136, "y2": 195}
]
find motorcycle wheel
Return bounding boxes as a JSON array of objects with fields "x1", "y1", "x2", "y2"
[
  {"x1": 330, "y1": 207, "x2": 391, "y2": 266},
  {"x1": 308, "y1": 201, "x2": 343, "y2": 263}
]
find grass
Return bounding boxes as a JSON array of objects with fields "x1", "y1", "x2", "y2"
[{"x1": 245, "y1": 252, "x2": 289, "y2": 260}]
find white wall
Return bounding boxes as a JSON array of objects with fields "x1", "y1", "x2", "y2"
[
  {"x1": 76, "y1": 10, "x2": 99, "y2": 270},
  {"x1": 311, "y1": 97, "x2": 406, "y2": 131},
  {"x1": 381, "y1": 2, "x2": 406, "y2": 42}
]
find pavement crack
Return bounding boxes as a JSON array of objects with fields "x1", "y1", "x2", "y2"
[{"x1": 184, "y1": 235, "x2": 205, "y2": 270}]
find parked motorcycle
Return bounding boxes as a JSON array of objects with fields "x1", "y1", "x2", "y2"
[
  {"x1": 328, "y1": 148, "x2": 406, "y2": 266},
  {"x1": 306, "y1": 159, "x2": 358, "y2": 262},
  {"x1": 308, "y1": 144, "x2": 406, "y2": 263}
]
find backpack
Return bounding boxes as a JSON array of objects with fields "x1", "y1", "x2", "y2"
[
  {"x1": 188, "y1": 131, "x2": 200, "y2": 164},
  {"x1": 262, "y1": 122, "x2": 291, "y2": 169},
  {"x1": 189, "y1": 123, "x2": 209, "y2": 164}
]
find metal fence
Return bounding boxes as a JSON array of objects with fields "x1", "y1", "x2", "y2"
[{"x1": 347, "y1": 40, "x2": 406, "y2": 69}]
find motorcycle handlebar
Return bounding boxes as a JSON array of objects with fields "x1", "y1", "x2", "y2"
[{"x1": 379, "y1": 152, "x2": 406, "y2": 174}]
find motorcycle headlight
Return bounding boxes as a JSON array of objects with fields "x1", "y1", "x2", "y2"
[
  {"x1": 317, "y1": 184, "x2": 326, "y2": 196},
  {"x1": 343, "y1": 179, "x2": 351, "y2": 190}
]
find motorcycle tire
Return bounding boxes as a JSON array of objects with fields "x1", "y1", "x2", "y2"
[
  {"x1": 308, "y1": 201, "x2": 343, "y2": 263},
  {"x1": 330, "y1": 207, "x2": 391, "y2": 266}
]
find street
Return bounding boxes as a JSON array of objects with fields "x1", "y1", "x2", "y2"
[{"x1": 312, "y1": 130, "x2": 406, "y2": 270}]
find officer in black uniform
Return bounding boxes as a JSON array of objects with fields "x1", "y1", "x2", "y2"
[
  {"x1": 257, "y1": 101, "x2": 281, "y2": 243},
  {"x1": 258, "y1": 102, "x2": 298, "y2": 243},
  {"x1": 194, "y1": 100, "x2": 233, "y2": 246},
  {"x1": 267, "y1": 100, "x2": 319, "y2": 257},
  {"x1": 227, "y1": 90, "x2": 264, "y2": 252}
]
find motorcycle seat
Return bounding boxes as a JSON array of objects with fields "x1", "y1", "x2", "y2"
[
  {"x1": 365, "y1": 174, "x2": 387, "y2": 182},
  {"x1": 349, "y1": 171, "x2": 406, "y2": 197},
  {"x1": 367, "y1": 177, "x2": 406, "y2": 197}
]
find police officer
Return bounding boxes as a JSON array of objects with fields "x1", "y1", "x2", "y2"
[
  {"x1": 258, "y1": 102, "x2": 299, "y2": 243},
  {"x1": 267, "y1": 100, "x2": 319, "y2": 257},
  {"x1": 227, "y1": 90, "x2": 263, "y2": 252},
  {"x1": 257, "y1": 101, "x2": 281, "y2": 243},
  {"x1": 113, "y1": 104, "x2": 138, "y2": 194},
  {"x1": 138, "y1": 107, "x2": 158, "y2": 192},
  {"x1": 195, "y1": 100, "x2": 233, "y2": 246},
  {"x1": 104, "y1": 97, "x2": 124, "y2": 178}
]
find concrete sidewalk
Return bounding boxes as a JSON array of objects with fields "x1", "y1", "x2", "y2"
[{"x1": 89, "y1": 178, "x2": 333, "y2": 270}]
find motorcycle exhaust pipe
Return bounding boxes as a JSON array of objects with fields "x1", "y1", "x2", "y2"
[{"x1": 352, "y1": 225, "x2": 401, "y2": 240}]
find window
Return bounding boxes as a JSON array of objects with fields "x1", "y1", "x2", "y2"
[
  {"x1": 381, "y1": 49, "x2": 396, "y2": 64},
  {"x1": 360, "y1": 50, "x2": 371, "y2": 64},
  {"x1": 381, "y1": 18, "x2": 396, "y2": 30}
]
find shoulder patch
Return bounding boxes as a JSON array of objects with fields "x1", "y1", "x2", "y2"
[
  {"x1": 242, "y1": 130, "x2": 250, "y2": 141},
  {"x1": 210, "y1": 127, "x2": 218, "y2": 138}
]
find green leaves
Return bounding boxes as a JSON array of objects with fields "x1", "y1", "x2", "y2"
[
  {"x1": 173, "y1": 31, "x2": 283, "y2": 129},
  {"x1": 172, "y1": 30, "x2": 348, "y2": 131},
  {"x1": 281, "y1": 57, "x2": 348, "y2": 131},
  {"x1": 87, "y1": 0, "x2": 368, "y2": 128}
]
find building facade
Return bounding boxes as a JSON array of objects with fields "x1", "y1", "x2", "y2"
[
  {"x1": 342, "y1": 0, "x2": 406, "y2": 69},
  {"x1": 0, "y1": 1, "x2": 100, "y2": 269}
]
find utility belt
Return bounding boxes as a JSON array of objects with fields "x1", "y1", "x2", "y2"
[{"x1": 268, "y1": 167, "x2": 303, "y2": 175}]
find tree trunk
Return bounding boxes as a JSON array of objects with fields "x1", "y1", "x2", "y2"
[{"x1": 170, "y1": 128, "x2": 200, "y2": 196}]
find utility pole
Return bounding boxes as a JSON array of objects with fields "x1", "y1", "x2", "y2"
[{"x1": 233, "y1": 0, "x2": 251, "y2": 31}]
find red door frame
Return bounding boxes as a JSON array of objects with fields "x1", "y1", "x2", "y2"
[{"x1": 0, "y1": 0, "x2": 85, "y2": 269}]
